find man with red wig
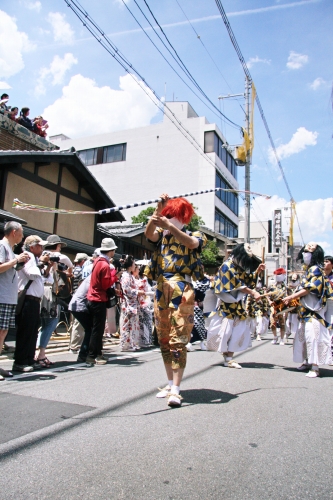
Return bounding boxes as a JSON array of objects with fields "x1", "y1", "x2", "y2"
[{"x1": 145, "y1": 194, "x2": 206, "y2": 407}]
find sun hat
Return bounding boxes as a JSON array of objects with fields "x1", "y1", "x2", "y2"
[
  {"x1": 44, "y1": 234, "x2": 67, "y2": 248},
  {"x1": 97, "y1": 238, "x2": 117, "y2": 252}
]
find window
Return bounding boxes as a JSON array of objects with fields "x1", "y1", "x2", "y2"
[
  {"x1": 215, "y1": 209, "x2": 238, "y2": 238},
  {"x1": 204, "y1": 131, "x2": 237, "y2": 180},
  {"x1": 78, "y1": 143, "x2": 127, "y2": 167},
  {"x1": 103, "y1": 143, "x2": 126, "y2": 163},
  {"x1": 215, "y1": 171, "x2": 238, "y2": 215},
  {"x1": 78, "y1": 148, "x2": 97, "y2": 166}
]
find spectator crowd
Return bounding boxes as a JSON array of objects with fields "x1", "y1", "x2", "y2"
[
  {"x1": 0, "y1": 93, "x2": 49, "y2": 138},
  {"x1": 0, "y1": 221, "x2": 157, "y2": 379}
]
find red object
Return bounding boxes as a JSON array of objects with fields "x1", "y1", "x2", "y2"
[
  {"x1": 160, "y1": 197, "x2": 195, "y2": 224},
  {"x1": 273, "y1": 268, "x2": 286, "y2": 275},
  {"x1": 34, "y1": 123, "x2": 47, "y2": 137},
  {"x1": 87, "y1": 257, "x2": 118, "y2": 302}
]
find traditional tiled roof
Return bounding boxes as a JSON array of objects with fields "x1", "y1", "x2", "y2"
[
  {"x1": 98, "y1": 222, "x2": 145, "y2": 238},
  {"x1": 0, "y1": 209, "x2": 27, "y2": 224}
]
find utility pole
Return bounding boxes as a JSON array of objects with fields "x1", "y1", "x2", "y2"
[{"x1": 244, "y1": 76, "x2": 251, "y2": 243}]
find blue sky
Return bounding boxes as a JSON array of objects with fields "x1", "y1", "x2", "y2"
[{"x1": 1, "y1": 0, "x2": 332, "y2": 250}]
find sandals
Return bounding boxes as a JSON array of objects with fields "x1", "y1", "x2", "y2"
[{"x1": 35, "y1": 358, "x2": 54, "y2": 368}]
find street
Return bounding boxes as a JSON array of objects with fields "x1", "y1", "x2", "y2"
[{"x1": 1, "y1": 335, "x2": 333, "y2": 500}]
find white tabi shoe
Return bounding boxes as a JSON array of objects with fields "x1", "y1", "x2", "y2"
[
  {"x1": 156, "y1": 385, "x2": 171, "y2": 398},
  {"x1": 256, "y1": 335, "x2": 261, "y2": 341},
  {"x1": 186, "y1": 342, "x2": 195, "y2": 352},
  {"x1": 271, "y1": 338, "x2": 279, "y2": 345},
  {"x1": 225, "y1": 360, "x2": 242, "y2": 369},
  {"x1": 167, "y1": 393, "x2": 183, "y2": 407},
  {"x1": 200, "y1": 341, "x2": 207, "y2": 351},
  {"x1": 305, "y1": 370, "x2": 319, "y2": 378}
]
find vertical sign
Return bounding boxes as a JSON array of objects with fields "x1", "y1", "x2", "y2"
[{"x1": 274, "y1": 210, "x2": 282, "y2": 248}]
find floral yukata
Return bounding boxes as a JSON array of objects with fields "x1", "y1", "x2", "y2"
[
  {"x1": 207, "y1": 258, "x2": 257, "y2": 353},
  {"x1": 293, "y1": 265, "x2": 333, "y2": 366},
  {"x1": 136, "y1": 276, "x2": 153, "y2": 347},
  {"x1": 145, "y1": 227, "x2": 206, "y2": 369},
  {"x1": 120, "y1": 271, "x2": 140, "y2": 350}
]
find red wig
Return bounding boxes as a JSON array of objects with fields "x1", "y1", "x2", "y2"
[{"x1": 160, "y1": 198, "x2": 195, "y2": 225}]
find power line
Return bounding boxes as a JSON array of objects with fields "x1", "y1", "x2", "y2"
[
  {"x1": 214, "y1": 0, "x2": 305, "y2": 245},
  {"x1": 134, "y1": 0, "x2": 241, "y2": 130},
  {"x1": 64, "y1": 0, "x2": 237, "y2": 195},
  {"x1": 120, "y1": 0, "x2": 239, "y2": 128}
]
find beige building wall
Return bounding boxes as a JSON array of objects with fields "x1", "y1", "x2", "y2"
[
  {"x1": 57, "y1": 196, "x2": 95, "y2": 245},
  {"x1": 4, "y1": 172, "x2": 55, "y2": 233},
  {"x1": 61, "y1": 167, "x2": 79, "y2": 193},
  {"x1": 38, "y1": 162, "x2": 59, "y2": 184}
]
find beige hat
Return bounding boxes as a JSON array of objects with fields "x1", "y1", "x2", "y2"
[
  {"x1": 74, "y1": 253, "x2": 89, "y2": 263},
  {"x1": 24, "y1": 235, "x2": 49, "y2": 248},
  {"x1": 97, "y1": 238, "x2": 118, "y2": 252}
]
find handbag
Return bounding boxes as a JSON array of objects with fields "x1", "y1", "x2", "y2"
[
  {"x1": 16, "y1": 280, "x2": 33, "y2": 316},
  {"x1": 106, "y1": 287, "x2": 117, "y2": 308}
]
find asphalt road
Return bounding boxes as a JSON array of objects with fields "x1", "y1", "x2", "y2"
[{"x1": 1, "y1": 335, "x2": 333, "y2": 500}]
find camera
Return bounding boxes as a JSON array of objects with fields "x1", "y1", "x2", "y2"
[
  {"x1": 57, "y1": 262, "x2": 68, "y2": 272},
  {"x1": 49, "y1": 255, "x2": 68, "y2": 272},
  {"x1": 49, "y1": 256, "x2": 60, "y2": 263}
]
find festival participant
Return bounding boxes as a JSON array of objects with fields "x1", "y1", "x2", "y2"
[
  {"x1": 286, "y1": 273, "x2": 301, "y2": 339},
  {"x1": 283, "y1": 243, "x2": 333, "y2": 378},
  {"x1": 206, "y1": 243, "x2": 264, "y2": 368},
  {"x1": 246, "y1": 291, "x2": 258, "y2": 340},
  {"x1": 323, "y1": 256, "x2": 333, "y2": 364},
  {"x1": 268, "y1": 268, "x2": 288, "y2": 345},
  {"x1": 145, "y1": 194, "x2": 206, "y2": 407},
  {"x1": 254, "y1": 281, "x2": 270, "y2": 341}
]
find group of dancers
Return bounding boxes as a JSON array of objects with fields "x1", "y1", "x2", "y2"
[{"x1": 144, "y1": 195, "x2": 333, "y2": 407}]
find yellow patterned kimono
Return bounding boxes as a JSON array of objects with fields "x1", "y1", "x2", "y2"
[
  {"x1": 213, "y1": 258, "x2": 257, "y2": 320},
  {"x1": 145, "y1": 227, "x2": 207, "y2": 369}
]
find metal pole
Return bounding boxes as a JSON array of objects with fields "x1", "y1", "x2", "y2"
[{"x1": 244, "y1": 76, "x2": 251, "y2": 243}]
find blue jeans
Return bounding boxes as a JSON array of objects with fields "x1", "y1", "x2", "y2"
[{"x1": 37, "y1": 317, "x2": 59, "y2": 349}]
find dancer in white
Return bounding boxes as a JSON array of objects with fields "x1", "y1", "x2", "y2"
[
  {"x1": 283, "y1": 243, "x2": 333, "y2": 378},
  {"x1": 207, "y1": 243, "x2": 264, "y2": 368}
]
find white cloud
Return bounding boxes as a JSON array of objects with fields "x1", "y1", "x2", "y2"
[
  {"x1": 25, "y1": 1, "x2": 41, "y2": 12},
  {"x1": 247, "y1": 56, "x2": 271, "y2": 69},
  {"x1": 268, "y1": 127, "x2": 318, "y2": 164},
  {"x1": 0, "y1": 81, "x2": 11, "y2": 89},
  {"x1": 43, "y1": 73, "x2": 160, "y2": 137},
  {"x1": 0, "y1": 10, "x2": 36, "y2": 78},
  {"x1": 250, "y1": 195, "x2": 333, "y2": 253},
  {"x1": 286, "y1": 51, "x2": 308, "y2": 69},
  {"x1": 309, "y1": 77, "x2": 327, "y2": 90},
  {"x1": 47, "y1": 12, "x2": 75, "y2": 43},
  {"x1": 35, "y1": 53, "x2": 78, "y2": 96}
]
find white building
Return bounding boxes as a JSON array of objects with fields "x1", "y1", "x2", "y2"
[{"x1": 51, "y1": 102, "x2": 239, "y2": 238}]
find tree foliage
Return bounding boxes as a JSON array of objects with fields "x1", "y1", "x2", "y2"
[
  {"x1": 131, "y1": 206, "x2": 155, "y2": 224},
  {"x1": 201, "y1": 239, "x2": 220, "y2": 267}
]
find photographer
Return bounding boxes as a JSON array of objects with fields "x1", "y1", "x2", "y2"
[
  {"x1": 36, "y1": 235, "x2": 73, "y2": 367},
  {"x1": 13, "y1": 236, "x2": 49, "y2": 372},
  {"x1": 86, "y1": 238, "x2": 119, "y2": 366},
  {"x1": 0, "y1": 221, "x2": 29, "y2": 380}
]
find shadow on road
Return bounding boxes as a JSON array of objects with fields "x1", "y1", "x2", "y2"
[
  {"x1": 283, "y1": 366, "x2": 333, "y2": 377},
  {"x1": 237, "y1": 362, "x2": 285, "y2": 370},
  {"x1": 180, "y1": 388, "x2": 239, "y2": 404}
]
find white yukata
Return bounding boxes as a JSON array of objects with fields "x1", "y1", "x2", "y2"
[{"x1": 293, "y1": 265, "x2": 332, "y2": 366}]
